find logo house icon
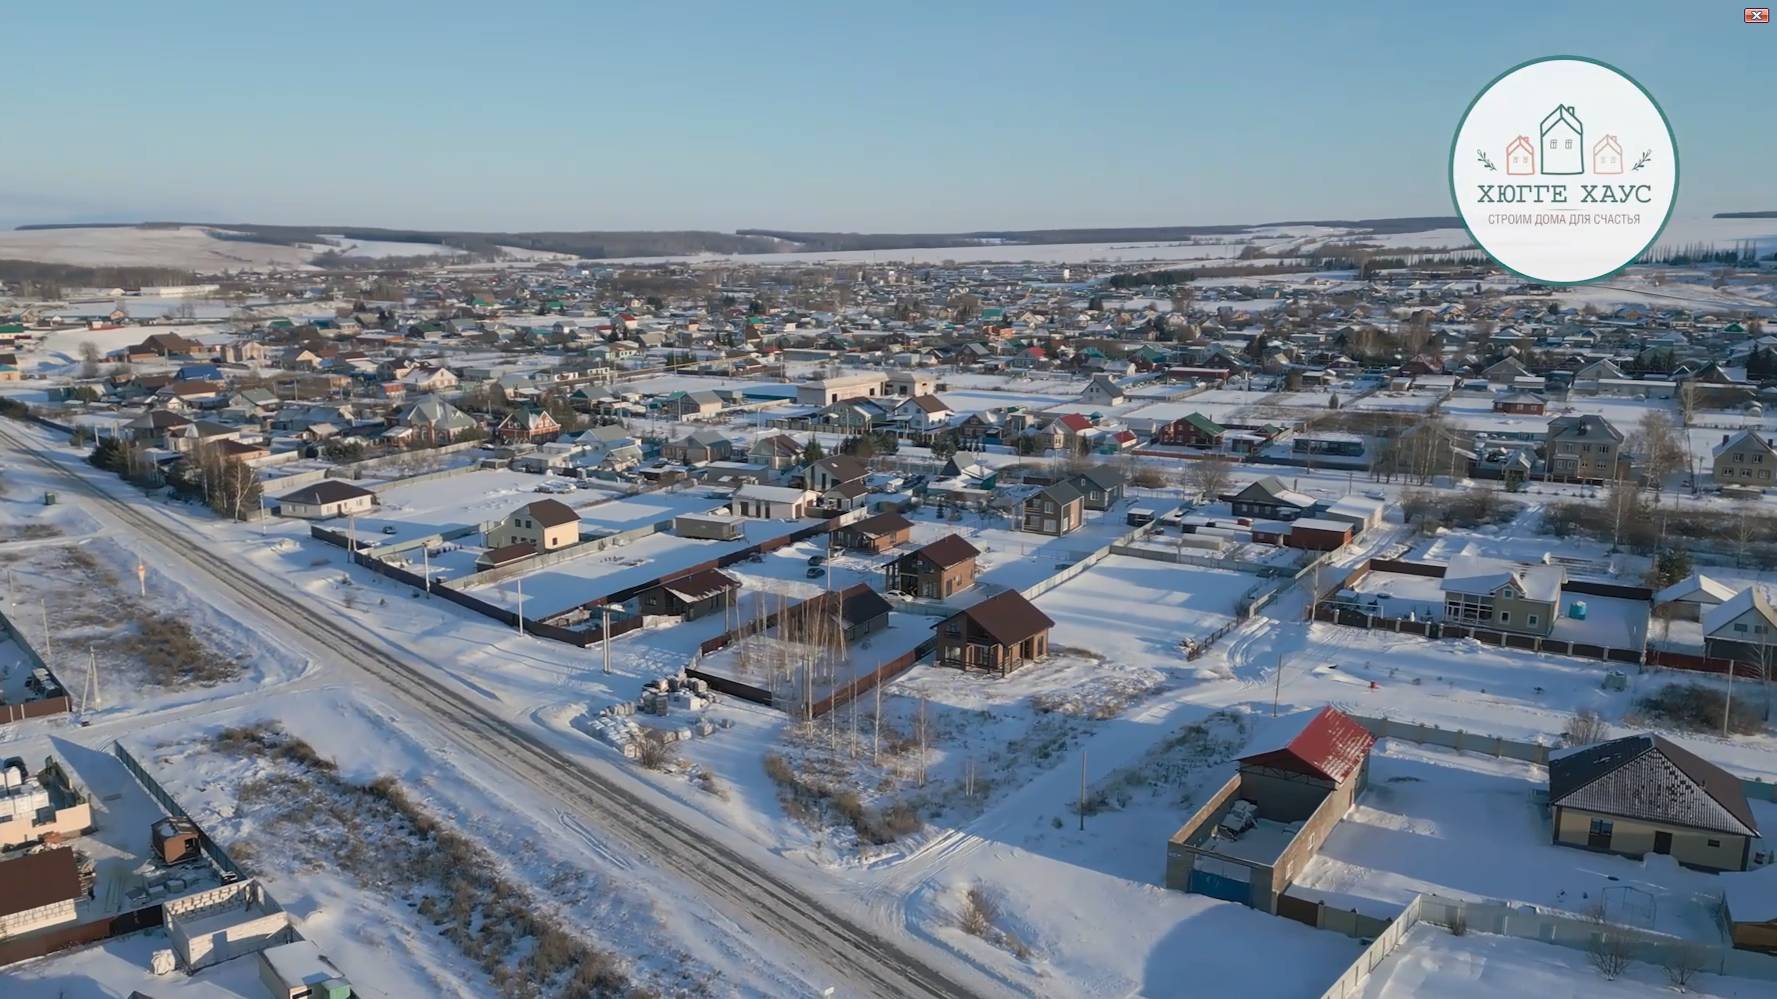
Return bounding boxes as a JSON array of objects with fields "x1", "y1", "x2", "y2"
[
  {"x1": 1540, "y1": 105, "x2": 1583, "y2": 174},
  {"x1": 1505, "y1": 135, "x2": 1535, "y2": 175},
  {"x1": 1593, "y1": 134, "x2": 1624, "y2": 174}
]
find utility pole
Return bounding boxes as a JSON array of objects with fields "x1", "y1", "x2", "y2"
[
  {"x1": 88, "y1": 646, "x2": 99, "y2": 710},
  {"x1": 41, "y1": 602, "x2": 51, "y2": 663},
  {"x1": 135, "y1": 561, "x2": 147, "y2": 598},
  {"x1": 422, "y1": 546, "x2": 431, "y2": 594},
  {"x1": 601, "y1": 604, "x2": 612, "y2": 675},
  {"x1": 1078, "y1": 750, "x2": 1087, "y2": 832},
  {"x1": 516, "y1": 575, "x2": 525, "y2": 637},
  {"x1": 1724, "y1": 661, "x2": 1736, "y2": 738},
  {"x1": 1273, "y1": 651, "x2": 1284, "y2": 717}
]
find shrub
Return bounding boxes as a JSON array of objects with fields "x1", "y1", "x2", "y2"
[
  {"x1": 1635, "y1": 684, "x2": 1762, "y2": 735},
  {"x1": 1564, "y1": 708, "x2": 1608, "y2": 746}
]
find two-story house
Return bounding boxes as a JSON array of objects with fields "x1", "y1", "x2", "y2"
[
  {"x1": 486, "y1": 499, "x2": 581, "y2": 552},
  {"x1": 1712, "y1": 430, "x2": 1776, "y2": 490},
  {"x1": 1019, "y1": 481, "x2": 1085, "y2": 536},
  {"x1": 1545, "y1": 414, "x2": 1624, "y2": 483}
]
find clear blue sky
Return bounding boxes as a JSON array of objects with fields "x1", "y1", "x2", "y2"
[{"x1": 4, "y1": 2, "x2": 1770, "y2": 232}]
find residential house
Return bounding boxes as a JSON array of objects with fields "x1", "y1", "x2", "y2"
[
  {"x1": 1439, "y1": 556, "x2": 1563, "y2": 637},
  {"x1": 807, "y1": 455, "x2": 868, "y2": 493},
  {"x1": 663, "y1": 429, "x2": 733, "y2": 465},
  {"x1": 487, "y1": 499, "x2": 580, "y2": 552},
  {"x1": 403, "y1": 395, "x2": 481, "y2": 444},
  {"x1": 1155, "y1": 413, "x2": 1226, "y2": 449},
  {"x1": 494, "y1": 407, "x2": 561, "y2": 444},
  {"x1": 1550, "y1": 734, "x2": 1757, "y2": 871},
  {"x1": 1653, "y1": 573, "x2": 1736, "y2": 622},
  {"x1": 1493, "y1": 391, "x2": 1547, "y2": 415},
  {"x1": 0, "y1": 847, "x2": 82, "y2": 939},
  {"x1": 733, "y1": 484, "x2": 815, "y2": 519},
  {"x1": 1019, "y1": 481, "x2": 1084, "y2": 536},
  {"x1": 748, "y1": 434, "x2": 806, "y2": 471},
  {"x1": 638, "y1": 569, "x2": 739, "y2": 621},
  {"x1": 1229, "y1": 477, "x2": 1315, "y2": 521},
  {"x1": 276, "y1": 480, "x2": 377, "y2": 520},
  {"x1": 1067, "y1": 466, "x2": 1125, "y2": 511},
  {"x1": 1702, "y1": 588, "x2": 1777, "y2": 666},
  {"x1": 894, "y1": 394, "x2": 954, "y2": 432},
  {"x1": 1545, "y1": 414, "x2": 1624, "y2": 482},
  {"x1": 834, "y1": 510, "x2": 913, "y2": 553},
  {"x1": 886, "y1": 534, "x2": 980, "y2": 599},
  {"x1": 1079, "y1": 374, "x2": 1126, "y2": 406},
  {"x1": 934, "y1": 590, "x2": 1055, "y2": 676},
  {"x1": 1712, "y1": 430, "x2": 1776, "y2": 489}
]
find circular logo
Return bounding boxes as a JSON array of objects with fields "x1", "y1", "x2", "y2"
[{"x1": 1450, "y1": 57, "x2": 1678, "y2": 285}]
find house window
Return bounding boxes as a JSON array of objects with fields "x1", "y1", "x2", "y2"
[
  {"x1": 1499, "y1": 611, "x2": 1511, "y2": 624},
  {"x1": 1528, "y1": 615, "x2": 1539, "y2": 627},
  {"x1": 1707, "y1": 838, "x2": 1722, "y2": 848},
  {"x1": 1589, "y1": 818, "x2": 1613, "y2": 835},
  {"x1": 945, "y1": 622, "x2": 961, "y2": 637}
]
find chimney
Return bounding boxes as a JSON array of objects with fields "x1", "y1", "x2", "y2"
[{"x1": 1724, "y1": 434, "x2": 1731, "y2": 445}]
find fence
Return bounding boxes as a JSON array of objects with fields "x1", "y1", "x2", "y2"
[
  {"x1": 1344, "y1": 713, "x2": 1553, "y2": 765},
  {"x1": 112, "y1": 742, "x2": 246, "y2": 883},
  {"x1": 0, "y1": 604, "x2": 72, "y2": 725},
  {"x1": 0, "y1": 903, "x2": 164, "y2": 969},
  {"x1": 807, "y1": 638, "x2": 937, "y2": 718}
]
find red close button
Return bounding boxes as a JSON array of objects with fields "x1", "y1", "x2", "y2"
[{"x1": 1749, "y1": 8, "x2": 1772, "y2": 22}]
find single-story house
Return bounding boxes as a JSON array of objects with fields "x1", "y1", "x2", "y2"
[
  {"x1": 276, "y1": 480, "x2": 377, "y2": 520},
  {"x1": 1550, "y1": 734, "x2": 1758, "y2": 871},
  {"x1": 886, "y1": 534, "x2": 980, "y2": 600}
]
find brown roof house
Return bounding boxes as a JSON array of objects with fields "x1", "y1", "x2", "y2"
[
  {"x1": 1166, "y1": 707, "x2": 1376, "y2": 912},
  {"x1": 486, "y1": 499, "x2": 580, "y2": 552},
  {"x1": 834, "y1": 510, "x2": 913, "y2": 553},
  {"x1": 1550, "y1": 734, "x2": 1758, "y2": 871},
  {"x1": 0, "y1": 846, "x2": 82, "y2": 939},
  {"x1": 1018, "y1": 481, "x2": 1084, "y2": 536},
  {"x1": 886, "y1": 534, "x2": 980, "y2": 600},
  {"x1": 935, "y1": 590, "x2": 1054, "y2": 675},
  {"x1": 638, "y1": 568, "x2": 740, "y2": 621}
]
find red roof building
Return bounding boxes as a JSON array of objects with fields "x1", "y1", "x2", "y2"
[{"x1": 1238, "y1": 706, "x2": 1376, "y2": 786}]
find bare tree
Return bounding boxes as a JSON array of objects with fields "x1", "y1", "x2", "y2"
[
  {"x1": 1628, "y1": 411, "x2": 1683, "y2": 501},
  {"x1": 78, "y1": 341, "x2": 101, "y2": 379},
  {"x1": 1183, "y1": 457, "x2": 1235, "y2": 503},
  {"x1": 1585, "y1": 905, "x2": 1638, "y2": 980},
  {"x1": 1659, "y1": 944, "x2": 1707, "y2": 992}
]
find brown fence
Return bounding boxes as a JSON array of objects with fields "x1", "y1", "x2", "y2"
[
  {"x1": 1649, "y1": 648, "x2": 1767, "y2": 679},
  {"x1": 685, "y1": 669, "x2": 774, "y2": 707},
  {"x1": 807, "y1": 638, "x2": 937, "y2": 718},
  {"x1": 1276, "y1": 892, "x2": 1322, "y2": 928},
  {"x1": 0, "y1": 904, "x2": 163, "y2": 967}
]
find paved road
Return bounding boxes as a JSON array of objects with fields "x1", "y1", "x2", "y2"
[{"x1": 0, "y1": 421, "x2": 983, "y2": 999}]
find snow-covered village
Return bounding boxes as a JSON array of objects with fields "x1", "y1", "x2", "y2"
[{"x1": 3, "y1": 6, "x2": 1777, "y2": 999}]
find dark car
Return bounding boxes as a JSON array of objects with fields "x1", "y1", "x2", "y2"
[
  {"x1": 807, "y1": 554, "x2": 825, "y2": 567},
  {"x1": 805, "y1": 566, "x2": 826, "y2": 579}
]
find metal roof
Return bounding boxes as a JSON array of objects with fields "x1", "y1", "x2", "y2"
[
  {"x1": 1238, "y1": 706, "x2": 1376, "y2": 785},
  {"x1": 1549, "y1": 734, "x2": 1757, "y2": 837}
]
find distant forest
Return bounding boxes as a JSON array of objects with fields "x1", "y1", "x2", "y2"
[
  {"x1": 1714, "y1": 211, "x2": 1777, "y2": 219},
  {"x1": 14, "y1": 216, "x2": 1463, "y2": 262},
  {"x1": 0, "y1": 258, "x2": 196, "y2": 299}
]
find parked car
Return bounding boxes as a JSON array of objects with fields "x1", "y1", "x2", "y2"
[
  {"x1": 807, "y1": 554, "x2": 825, "y2": 566},
  {"x1": 805, "y1": 566, "x2": 826, "y2": 579},
  {"x1": 1218, "y1": 799, "x2": 1259, "y2": 838},
  {"x1": 381, "y1": 525, "x2": 398, "y2": 535}
]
